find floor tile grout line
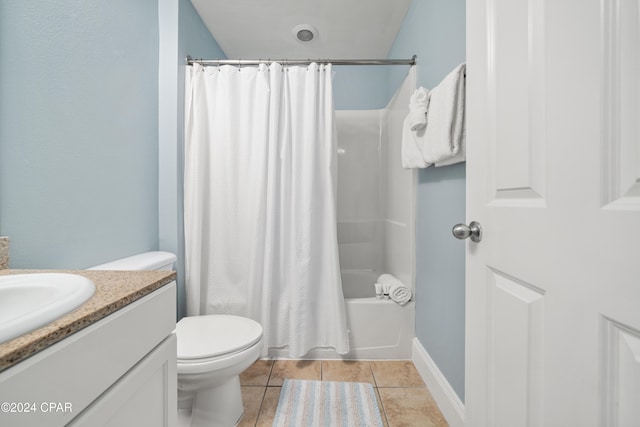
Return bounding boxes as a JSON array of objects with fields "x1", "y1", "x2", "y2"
[
  {"x1": 267, "y1": 358, "x2": 274, "y2": 386},
  {"x1": 370, "y1": 362, "x2": 380, "y2": 388},
  {"x1": 376, "y1": 388, "x2": 391, "y2": 427},
  {"x1": 376, "y1": 385, "x2": 428, "y2": 390},
  {"x1": 251, "y1": 386, "x2": 267, "y2": 427},
  {"x1": 266, "y1": 358, "x2": 276, "y2": 387},
  {"x1": 367, "y1": 362, "x2": 391, "y2": 426}
]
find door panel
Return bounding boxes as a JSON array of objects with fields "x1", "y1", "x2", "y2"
[
  {"x1": 602, "y1": 0, "x2": 640, "y2": 208},
  {"x1": 490, "y1": 0, "x2": 547, "y2": 202},
  {"x1": 602, "y1": 319, "x2": 640, "y2": 426},
  {"x1": 488, "y1": 270, "x2": 544, "y2": 427}
]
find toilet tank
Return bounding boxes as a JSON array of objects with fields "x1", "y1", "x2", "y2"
[{"x1": 87, "y1": 251, "x2": 177, "y2": 271}]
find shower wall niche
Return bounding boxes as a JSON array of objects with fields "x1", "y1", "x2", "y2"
[{"x1": 336, "y1": 76, "x2": 416, "y2": 297}]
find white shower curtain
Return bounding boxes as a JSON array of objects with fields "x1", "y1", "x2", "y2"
[{"x1": 184, "y1": 62, "x2": 349, "y2": 357}]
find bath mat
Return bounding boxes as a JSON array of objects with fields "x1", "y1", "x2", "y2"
[{"x1": 272, "y1": 379, "x2": 384, "y2": 427}]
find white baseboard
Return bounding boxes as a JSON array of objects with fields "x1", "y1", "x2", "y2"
[{"x1": 412, "y1": 337, "x2": 465, "y2": 427}]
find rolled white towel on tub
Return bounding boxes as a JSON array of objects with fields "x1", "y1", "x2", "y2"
[
  {"x1": 376, "y1": 274, "x2": 412, "y2": 306},
  {"x1": 390, "y1": 285, "x2": 412, "y2": 306}
]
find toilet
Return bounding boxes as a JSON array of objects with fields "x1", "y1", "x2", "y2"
[{"x1": 89, "y1": 251, "x2": 263, "y2": 427}]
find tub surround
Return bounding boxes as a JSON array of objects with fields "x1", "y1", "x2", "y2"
[
  {"x1": 0, "y1": 269, "x2": 176, "y2": 372},
  {"x1": 0, "y1": 237, "x2": 9, "y2": 269}
]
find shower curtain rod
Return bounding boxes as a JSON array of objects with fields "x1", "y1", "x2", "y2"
[{"x1": 185, "y1": 55, "x2": 416, "y2": 66}]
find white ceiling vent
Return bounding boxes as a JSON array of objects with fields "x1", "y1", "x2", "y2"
[{"x1": 293, "y1": 24, "x2": 317, "y2": 42}]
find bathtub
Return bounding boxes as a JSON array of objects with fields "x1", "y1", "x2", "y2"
[
  {"x1": 270, "y1": 270, "x2": 415, "y2": 360},
  {"x1": 337, "y1": 270, "x2": 415, "y2": 359}
]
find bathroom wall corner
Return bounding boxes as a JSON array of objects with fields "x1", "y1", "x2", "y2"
[
  {"x1": 159, "y1": 0, "x2": 226, "y2": 320},
  {"x1": 0, "y1": 237, "x2": 9, "y2": 269}
]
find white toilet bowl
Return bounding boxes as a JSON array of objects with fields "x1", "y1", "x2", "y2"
[{"x1": 176, "y1": 314, "x2": 263, "y2": 427}]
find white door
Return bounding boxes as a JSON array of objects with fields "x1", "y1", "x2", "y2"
[{"x1": 465, "y1": 0, "x2": 640, "y2": 426}]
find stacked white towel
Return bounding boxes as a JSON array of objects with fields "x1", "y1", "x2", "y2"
[
  {"x1": 401, "y1": 86, "x2": 430, "y2": 168},
  {"x1": 376, "y1": 274, "x2": 412, "y2": 306},
  {"x1": 421, "y1": 63, "x2": 466, "y2": 166},
  {"x1": 407, "y1": 87, "x2": 429, "y2": 131},
  {"x1": 401, "y1": 117, "x2": 428, "y2": 168},
  {"x1": 401, "y1": 64, "x2": 466, "y2": 169}
]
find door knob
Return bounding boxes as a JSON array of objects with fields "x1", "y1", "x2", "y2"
[{"x1": 452, "y1": 221, "x2": 482, "y2": 242}]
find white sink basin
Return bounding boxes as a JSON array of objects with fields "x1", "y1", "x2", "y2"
[{"x1": 0, "y1": 273, "x2": 96, "y2": 344}]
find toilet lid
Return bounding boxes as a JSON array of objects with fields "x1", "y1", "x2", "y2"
[{"x1": 176, "y1": 315, "x2": 263, "y2": 360}]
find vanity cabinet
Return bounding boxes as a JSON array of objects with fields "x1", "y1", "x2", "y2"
[{"x1": 0, "y1": 282, "x2": 177, "y2": 427}]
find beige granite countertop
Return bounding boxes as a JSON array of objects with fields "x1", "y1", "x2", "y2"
[
  {"x1": 0, "y1": 269, "x2": 176, "y2": 372},
  {"x1": 0, "y1": 237, "x2": 9, "y2": 269}
]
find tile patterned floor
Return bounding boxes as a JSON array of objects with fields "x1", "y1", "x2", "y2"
[{"x1": 238, "y1": 359, "x2": 448, "y2": 427}]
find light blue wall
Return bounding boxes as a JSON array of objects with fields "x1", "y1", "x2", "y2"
[
  {"x1": 333, "y1": 66, "x2": 392, "y2": 110},
  {"x1": 388, "y1": 0, "x2": 467, "y2": 401},
  {"x1": 158, "y1": 0, "x2": 225, "y2": 319},
  {"x1": 0, "y1": 0, "x2": 160, "y2": 268}
]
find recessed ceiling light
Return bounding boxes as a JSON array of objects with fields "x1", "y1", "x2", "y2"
[{"x1": 292, "y1": 24, "x2": 317, "y2": 42}]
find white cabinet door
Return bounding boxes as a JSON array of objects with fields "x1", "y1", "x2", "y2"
[
  {"x1": 70, "y1": 335, "x2": 177, "y2": 427},
  {"x1": 465, "y1": 0, "x2": 640, "y2": 426}
]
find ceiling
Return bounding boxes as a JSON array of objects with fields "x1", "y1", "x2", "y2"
[{"x1": 190, "y1": 0, "x2": 413, "y2": 60}]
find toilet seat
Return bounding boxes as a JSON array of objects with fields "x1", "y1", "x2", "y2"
[{"x1": 176, "y1": 314, "x2": 263, "y2": 362}]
